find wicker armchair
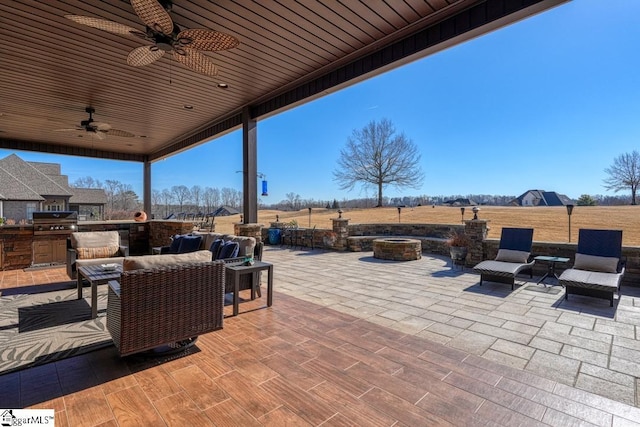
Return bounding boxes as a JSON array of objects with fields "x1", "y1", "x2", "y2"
[{"x1": 107, "y1": 261, "x2": 225, "y2": 356}]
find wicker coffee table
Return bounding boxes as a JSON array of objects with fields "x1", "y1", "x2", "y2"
[{"x1": 77, "y1": 264, "x2": 122, "y2": 319}]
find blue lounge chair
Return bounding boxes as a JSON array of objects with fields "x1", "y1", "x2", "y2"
[
  {"x1": 559, "y1": 229, "x2": 624, "y2": 307},
  {"x1": 473, "y1": 227, "x2": 535, "y2": 290}
]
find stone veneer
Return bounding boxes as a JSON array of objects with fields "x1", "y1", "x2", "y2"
[{"x1": 373, "y1": 238, "x2": 421, "y2": 261}]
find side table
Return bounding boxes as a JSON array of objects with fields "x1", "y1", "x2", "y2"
[
  {"x1": 534, "y1": 256, "x2": 570, "y2": 286},
  {"x1": 225, "y1": 261, "x2": 273, "y2": 316}
]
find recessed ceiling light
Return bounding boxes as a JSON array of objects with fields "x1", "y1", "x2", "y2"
[
  {"x1": 217, "y1": 83, "x2": 228, "y2": 89},
  {"x1": 183, "y1": 104, "x2": 193, "y2": 110}
]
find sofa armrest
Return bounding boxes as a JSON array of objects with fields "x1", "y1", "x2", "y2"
[{"x1": 108, "y1": 280, "x2": 121, "y2": 297}]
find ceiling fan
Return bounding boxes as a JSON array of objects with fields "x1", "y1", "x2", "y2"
[
  {"x1": 65, "y1": 0, "x2": 239, "y2": 77},
  {"x1": 54, "y1": 107, "x2": 136, "y2": 140}
]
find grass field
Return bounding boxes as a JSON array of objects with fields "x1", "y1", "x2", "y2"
[{"x1": 213, "y1": 205, "x2": 640, "y2": 246}]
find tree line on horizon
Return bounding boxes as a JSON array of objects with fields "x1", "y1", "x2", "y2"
[{"x1": 72, "y1": 122, "x2": 640, "y2": 218}]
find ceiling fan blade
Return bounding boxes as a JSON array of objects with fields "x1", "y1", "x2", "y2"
[
  {"x1": 173, "y1": 48, "x2": 218, "y2": 77},
  {"x1": 92, "y1": 130, "x2": 108, "y2": 140},
  {"x1": 177, "y1": 29, "x2": 240, "y2": 52},
  {"x1": 53, "y1": 128, "x2": 82, "y2": 132},
  {"x1": 108, "y1": 129, "x2": 136, "y2": 138},
  {"x1": 64, "y1": 15, "x2": 144, "y2": 38},
  {"x1": 130, "y1": 0, "x2": 173, "y2": 36},
  {"x1": 93, "y1": 122, "x2": 112, "y2": 131},
  {"x1": 127, "y1": 46, "x2": 165, "y2": 66}
]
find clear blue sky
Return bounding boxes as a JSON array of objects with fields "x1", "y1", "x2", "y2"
[{"x1": 3, "y1": 0, "x2": 639, "y2": 204}]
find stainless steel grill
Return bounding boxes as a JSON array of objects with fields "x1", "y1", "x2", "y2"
[{"x1": 32, "y1": 211, "x2": 78, "y2": 236}]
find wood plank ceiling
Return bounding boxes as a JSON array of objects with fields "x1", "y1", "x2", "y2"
[{"x1": 0, "y1": 0, "x2": 567, "y2": 163}]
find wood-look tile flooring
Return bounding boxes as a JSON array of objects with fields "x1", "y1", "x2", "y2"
[{"x1": 1, "y1": 264, "x2": 640, "y2": 426}]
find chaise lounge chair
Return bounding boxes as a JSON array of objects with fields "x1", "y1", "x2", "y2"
[
  {"x1": 473, "y1": 227, "x2": 535, "y2": 290},
  {"x1": 559, "y1": 229, "x2": 624, "y2": 307}
]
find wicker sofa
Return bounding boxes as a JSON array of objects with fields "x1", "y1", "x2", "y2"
[
  {"x1": 67, "y1": 231, "x2": 129, "y2": 279},
  {"x1": 107, "y1": 250, "x2": 225, "y2": 356}
]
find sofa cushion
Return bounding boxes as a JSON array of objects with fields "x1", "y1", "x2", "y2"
[
  {"x1": 196, "y1": 232, "x2": 225, "y2": 252},
  {"x1": 573, "y1": 253, "x2": 619, "y2": 273},
  {"x1": 71, "y1": 231, "x2": 120, "y2": 249},
  {"x1": 123, "y1": 250, "x2": 212, "y2": 271},
  {"x1": 230, "y1": 236, "x2": 256, "y2": 257},
  {"x1": 495, "y1": 249, "x2": 529, "y2": 263},
  {"x1": 76, "y1": 257, "x2": 124, "y2": 268},
  {"x1": 76, "y1": 245, "x2": 120, "y2": 260},
  {"x1": 177, "y1": 235, "x2": 202, "y2": 253}
]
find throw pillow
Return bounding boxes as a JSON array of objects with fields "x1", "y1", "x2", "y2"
[
  {"x1": 76, "y1": 245, "x2": 120, "y2": 259},
  {"x1": 168, "y1": 234, "x2": 184, "y2": 253},
  {"x1": 495, "y1": 249, "x2": 529, "y2": 263},
  {"x1": 177, "y1": 235, "x2": 202, "y2": 253},
  {"x1": 209, "y1": 239, "x2": 224, "y2": 260},
  {"x1": 573, "y1": 253, "x2": 619, "y2": 273},
  {"x1": 216, "y1": 241, "x2": 239, "y2": 259}
]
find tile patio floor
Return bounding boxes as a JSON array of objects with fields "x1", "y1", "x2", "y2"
[
  {"x1": 0, "y1": 246, "x2": 639, "y2": 426},
  {"x1": 271, "y1": 247, "x2": 640, "y2": 408}
]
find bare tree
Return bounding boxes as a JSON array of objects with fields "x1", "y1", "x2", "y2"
[
  {"x1": 191, "y1": 185, "x2": 203, "y2": 213},
  {"x1": 71, "y1": 176, "x2": 103, "y2": 188},
  {"x1": 161, "y1": 189, "x2": 174, "y2": 217},
  {"x1": 333, "y1": 118, "x2": 424, "y2": 207},
  {"x1": 604, "y1": 150, "x2": 640, "y2": 205},
  {"x1": 171, "y1": 185, "x2": 190, "y2": 212},
  {"x1": 103, "y1": 179, "x2": 121, "y2": 220}
]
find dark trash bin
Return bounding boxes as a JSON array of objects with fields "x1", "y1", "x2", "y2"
[{"x1": 268, "y1": 228, "x2": 281, "y2": 245}]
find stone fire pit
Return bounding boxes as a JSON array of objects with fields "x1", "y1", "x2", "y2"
[{"x1": 373, "y1": 238, "x2": 421, "y2": 261}]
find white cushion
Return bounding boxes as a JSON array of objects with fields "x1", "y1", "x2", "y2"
[
  {"x1": 495, "y1": 249, "x2": 529, "y2": 263},
  {"x1": 573, "y1": 253, "x2": 619, "y2": 273},
  {"x1": 123, "y1": 250, "x2": 212, "y2": 271},
  {"x1": 71, "y1": 231, "x2": 120, "y2": 249}
]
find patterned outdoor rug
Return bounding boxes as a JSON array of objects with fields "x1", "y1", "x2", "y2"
[{"x1": 0, "y1": 283, "x2": 112, "y2": 376}]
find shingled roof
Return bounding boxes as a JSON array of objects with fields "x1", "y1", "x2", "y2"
[
  {"x1": 0, "y1": 167, "x2": 43, "y2": 201},
  {"x1": 0, "y1": 154, "x2": 72, "y2": 197},
  {"x1": 69, "y1": 188, "x2": 107, "y2": 205}
]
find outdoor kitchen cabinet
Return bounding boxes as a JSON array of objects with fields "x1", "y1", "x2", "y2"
[{"x1": 33, "y1": 239, "x2": 67, "y2": 264}]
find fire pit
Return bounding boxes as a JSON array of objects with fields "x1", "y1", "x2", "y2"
[{"x1": 373, "y1": 238, "x2": 421, "y2": 261}]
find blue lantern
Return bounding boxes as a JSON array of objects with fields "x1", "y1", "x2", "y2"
[{"x1": 261, "y1": 180, "x2": 268, "y2": 196}]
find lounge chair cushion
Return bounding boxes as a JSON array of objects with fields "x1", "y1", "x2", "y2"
[
  {"x1": 573, "y1": 253, "x2": 619, "y2": 273},
  {"x1": 474, "y1": 260, "x2": 532, "y2": 277},
  {"x1": 559, "y1": 268, "x2": 622, "y2": 292},
  {"x1": 495, "y1": 249, "x2": 529, "y2": 263},
  {"x1": 123, "y1": 250, "x2": 212, "y2": 271}
]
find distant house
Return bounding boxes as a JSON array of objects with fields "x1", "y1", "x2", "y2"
[
  {"x1": 510, "y1": 190, "x2": 574, "y2": 207},
  {"x1": 0, "y1": 153, "x2": 107, "y2": 222}
]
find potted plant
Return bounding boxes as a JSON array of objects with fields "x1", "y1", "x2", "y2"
[{"x1": 446, "y1": 228, "x2": 471, "y2": 262}]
